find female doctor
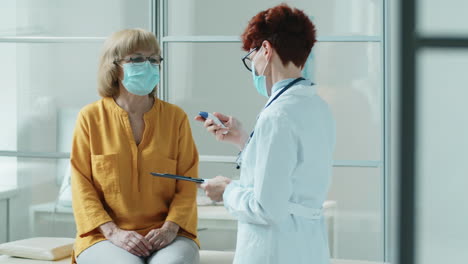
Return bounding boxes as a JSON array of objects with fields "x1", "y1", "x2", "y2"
[{"x1": 196, "y1": 4, "x2": 336, "y2": 264}]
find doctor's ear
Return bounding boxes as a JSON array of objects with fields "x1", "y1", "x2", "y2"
[{"x1": 261, "y1": 40, "x2": 274, "y2": 57}]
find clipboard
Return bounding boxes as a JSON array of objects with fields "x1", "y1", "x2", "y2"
[{"x1": 150, "y1": 172, "x2": 205, "y2": 184}]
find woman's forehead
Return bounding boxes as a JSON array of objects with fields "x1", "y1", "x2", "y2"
[
  {"x1": 129, "y1": 50, "x2": 157, "y2": 56},
  {"x1": 126, "y1": 48, "x2": 158, "y2": 57}
]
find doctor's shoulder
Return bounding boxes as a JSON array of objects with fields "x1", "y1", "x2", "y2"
[
  {"x1": 272, "y1": 93, "x2": 334, "y2": 125},
  {"x1": 257, "y1": 109, "x2": 296, "y2": 131}
]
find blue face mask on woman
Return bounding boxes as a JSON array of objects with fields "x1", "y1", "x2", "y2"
[
  {"x1": 251, "y1": 48, "x2": 270, "y2": 98},
  {"x1": 122, "y1": 61, "x2": 160, "y2": 96}
]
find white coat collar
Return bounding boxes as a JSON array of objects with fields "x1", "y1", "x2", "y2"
[{"x1": 265, "y1": 83, "x2": 317, "y2": 108}]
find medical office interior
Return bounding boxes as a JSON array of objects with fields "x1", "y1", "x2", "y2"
[{"x1": 0, "y1": 0, "x2": 466, "y2": 264}]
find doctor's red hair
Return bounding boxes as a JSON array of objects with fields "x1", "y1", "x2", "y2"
[{"x1": 241, "y1": 4, "x2": 316, "y2": 68}]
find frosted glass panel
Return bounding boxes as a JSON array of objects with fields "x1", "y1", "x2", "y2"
[
  {"x1": 14, "y1": 43, "x2": 101, "y2": 153},
  {"x1": 0, "y1": 157, "x2": 17, "y2": 187},
  {"x1": 327, "y1": 167, "x2": 384, "y2": 261},
  {"x1": 9, "y1": 157, "x2": 65, "y2": 240},
  {"x1": 0, "y1": 0, "x2": 16, "y2": 35},
  {"x1": 418, "y1": 0, "x2": 468, "y2": 36},
  {"x1": 1, "y1": 0, "x2": 149, "y2": 37},
  {"x1": 315, "y1": 42, "x2": 382, "y2": 161},
  {"x1": 167, "y1": 0, "x2": 382, "y2": 37},
  {"x1": 167, "y1": 42, "x2": 381, "y2": 159},
  {"x1": 0, "y1": 157, "x2": 65, "y2": 240},
  {"x1": 416, "y1": 50, "x2": 468, "y2": 264},
  {"x1": 167, "y1": 42, "x2": 267, "y2": 156},
  {"x1": 0, "y1": 44, "x2": 17, "y2": 151}
]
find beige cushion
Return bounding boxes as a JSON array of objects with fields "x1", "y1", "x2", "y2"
[
  {"x1": 200, "y1": 250, "x2": 235, "y2": 264},
  {"x1": 0, "y1": 249, "x2": 384, "y2": 264},
  {"x1": 0, "y1": 237, "x2": 74, "y2": 261},
  {"x1": 0, "y1": 255, "x2": 71, "y2": 263},
  {"x1": 0, "y1": 250, "x2": 233, "y2": 264},
  {"x1": 197, "y1": 252, "x2": 386, "y2": 264}
]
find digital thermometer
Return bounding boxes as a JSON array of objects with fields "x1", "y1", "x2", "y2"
[{"x1": 198, "y1": 111, "x2": 228, "y2": 135}]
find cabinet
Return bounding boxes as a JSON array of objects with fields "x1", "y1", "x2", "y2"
[{"x1": 0, "y1": 186, "x2": 18, "y2": 243}]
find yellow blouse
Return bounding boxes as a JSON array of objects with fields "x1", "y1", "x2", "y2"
[{"x1": 70, "y1": 97, "x2": 199, "y2": 261}]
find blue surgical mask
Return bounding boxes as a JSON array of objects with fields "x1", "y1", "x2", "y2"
[
  {"x1": 122, "y1": 61, "x2": 160, "y2": 96},
  {"x1": 251, "y1": 50, "x2": 269, "y2": 98}
]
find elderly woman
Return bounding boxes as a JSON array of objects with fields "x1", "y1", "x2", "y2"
[
  {"x1": 197, "y1": 4, "x2": 335, "y2": 264},
  {"x1": 71, "y1": 28, "x2": 200, "y2": 264}
]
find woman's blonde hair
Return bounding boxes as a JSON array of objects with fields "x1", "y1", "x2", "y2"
[{"x1": 97, "y1": 28, "x2": 161, "y2": 97}]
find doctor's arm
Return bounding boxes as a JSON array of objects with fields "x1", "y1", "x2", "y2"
[{"x1": 222, "y1": 114, "x2": 297, "y2": 225}]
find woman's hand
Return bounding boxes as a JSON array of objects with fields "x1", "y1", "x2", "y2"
[
  {"x1": 194, "y1": 112, "x2": 249, "y2": 150},
  {"x1": 200, "y1": 176, "x2": 232, "y2": 202},
  {"x1": 99, "y1": 222, "x2": 152, "y2": 257},
  {"x1": 145, "y1": 221, "x2": 179, "y2": 251}
]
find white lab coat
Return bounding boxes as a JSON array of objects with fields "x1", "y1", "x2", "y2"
[{"x1": 223, "y1": 83, "x2": 336, "y2": 264}]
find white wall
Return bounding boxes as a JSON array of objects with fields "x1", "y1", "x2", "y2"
[
  {"x1": 416, "y1": 50, "x2": 468, "y2": 264},
  {"x1": 418, "y1": 0, "x2": 468, "y2": 36},
  {"x1": 397, "y1": 1, "x2": 468, "y2": 263}
]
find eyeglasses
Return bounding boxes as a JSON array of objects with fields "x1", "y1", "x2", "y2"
[
  {"x1": 114, "y1": 55, "x2": 163, "y2": 65},
  {"x1": 241, "y1": 47, "x2": 258, "y2": 72}
]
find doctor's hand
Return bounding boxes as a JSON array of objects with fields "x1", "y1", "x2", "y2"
[
  {"x1": 199, "y1": 176, "x2": 232, "y2": 202},
  {"x1": 145, "y1": 221, "x2": 179, "y2": 251},
  {"x1": 195, "y1": 112, "x2": 249, "y2": 150},
  {"x1": 99, "y1": 221, "x2": 152, "y2": 257}
]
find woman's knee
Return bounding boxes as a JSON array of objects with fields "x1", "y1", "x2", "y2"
[
  {"x1": 77, "y1": 241, "x2": 145, "y2": 264},
  {"x1": 148, "y1": 237, "x2": 200, "y2": 264}
]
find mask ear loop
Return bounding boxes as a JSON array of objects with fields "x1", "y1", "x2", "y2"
[
  {"x1": 112, "y1": 60, "x2": 126, "y2": 89},
  {"x1": 250, "y1": 48, "x2": 260, "y2": 76},
  {"x1": 260, "y1": 48, "x2": 271, "y2": 96},
  {"x1": 260, "y1": 54, "x2": 270, "y2": 76},
  {"x1": 252, "y1": 47, "x2": 270, "y2": 76}
]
